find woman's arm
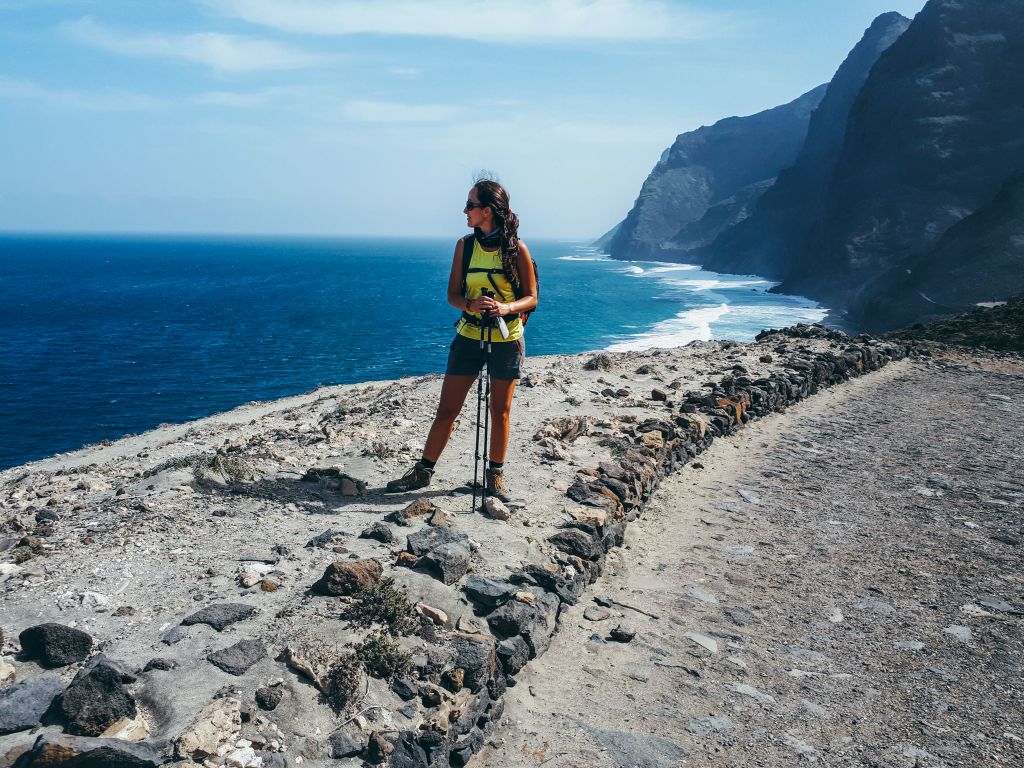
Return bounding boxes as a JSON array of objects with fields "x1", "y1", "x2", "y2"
[{"x1": 498, "y1": 241, "x2": 538, "y2": 316}]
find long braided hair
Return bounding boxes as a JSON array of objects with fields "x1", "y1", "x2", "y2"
[{"x1": 473, "y1": 179, "x2": 521, "y2": 286}]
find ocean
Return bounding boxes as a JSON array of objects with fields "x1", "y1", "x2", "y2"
[{"x1": 0, "y1": 234, "x2": 826, "y2": 470}]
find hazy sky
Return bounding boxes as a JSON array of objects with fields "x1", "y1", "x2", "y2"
[{"x1": 0, "y1": 0, "x2": 926, "y2": 238}]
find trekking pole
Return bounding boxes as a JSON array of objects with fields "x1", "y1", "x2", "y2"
[
  {"x1": 472, "y1": 306, "x2": 485, "y2": 516},
  {"x1": 481, "y1": 292, "x2": 494, "y2": 504}
]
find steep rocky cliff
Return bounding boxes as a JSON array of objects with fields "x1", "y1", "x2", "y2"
[
  {"x1": 606, "y1": 85, "x2": 826, "y2": 260},
  {"x1": 700, "y1": 12, "x2": 911, "y2": 278},
  {"x1": 777, "y1": 0, "x2": 1024, "y2": 318}
]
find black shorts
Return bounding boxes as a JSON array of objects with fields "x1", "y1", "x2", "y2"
[{"x1": 445, "y1": 334, "x2": 525, "y2": 380}]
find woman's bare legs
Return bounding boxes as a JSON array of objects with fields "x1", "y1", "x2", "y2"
[
  {"x1": 420, "y1": 374, "x2": 518, "y2": 464},
  {"x1": 488, "y1": 378, "x2": 517, "y2": 463},
  {"x1": 422, "y1": 374, "x2": 477, "y2": 463}
]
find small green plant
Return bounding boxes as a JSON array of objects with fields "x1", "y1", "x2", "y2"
[
  {"x1": 564, "y1": 396, "x2": 583, "y2": 407},
  {"x1": 363, "y1": 440, "x2": 396, "y2": 460},
  {"x1": 200, "y1": 453, "x2": 256, "y2": 483},
  {"x1": 598, "y1": 436, "x2": 630, "y2": 459},
  {"x1": 341, "y1": 577, "x2": 419, "y2": 635},
  {"x1": 323, "y1": 651, "x2": 364, "y2": 713},
  {"x1": 356, "y1": 632, "x2": 413, "y2": 681}
]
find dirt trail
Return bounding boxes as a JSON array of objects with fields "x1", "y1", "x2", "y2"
[{"x1": 476, "y1": 356, "x2": 1024, "y2": 768}]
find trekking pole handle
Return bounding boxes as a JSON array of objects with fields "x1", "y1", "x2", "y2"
[{"x1": 480, "y1": 288, "x2": 510, "y2": 339}]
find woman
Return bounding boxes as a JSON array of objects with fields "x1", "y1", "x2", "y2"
[{"x1": 386, "y1": 179, "x2": 538, "y2": 500}]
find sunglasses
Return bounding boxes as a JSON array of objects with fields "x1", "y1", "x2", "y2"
[{"x1": 464, "y1": 201, "x2": 488, "y2": 211}]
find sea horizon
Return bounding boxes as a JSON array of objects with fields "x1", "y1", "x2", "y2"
[{"x1": 0, "y1": 233, "x2": 827, "y2": 470}]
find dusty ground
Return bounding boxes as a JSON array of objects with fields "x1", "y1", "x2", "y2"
[{"x1": 476, "y1": 354, "x2": 1024, "y2": 767}]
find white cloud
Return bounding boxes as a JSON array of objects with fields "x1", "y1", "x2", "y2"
[
  {"x1": 0, "y1": 76, "x2": 165, "y2": 111},
  {"x1": 208, "y1": 0, "x2": 729, "y2": 42},
  {"x1": 61, "y1": 16, "x2": 326, "y2": 73},
  {"x1": 387, "y1": 66, "x2": 422, "y2": 79},
  {"x1": 342, "y1": 99, "x2": 456, "y2": 123}
]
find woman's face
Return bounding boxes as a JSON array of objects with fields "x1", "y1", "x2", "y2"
[{"x1": 464, "y1": 187, "x2": 492, "y2": 230}]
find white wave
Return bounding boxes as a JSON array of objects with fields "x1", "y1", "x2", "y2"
[
  {"x1": 667, "y1": 277, "x2": 772, "y2": 290},
  {"x1": 606, "y1": 303, "x2": 730, "y2": 352},
  {"x1": 619, "y1": 265, "x2": 645, "y2": 275},
  {"x1": 644, "y1": 263, "x2": 700, "y2": 273},
  {"x1": 555, "y1": 254, "x2": 611, "y2": 262}
]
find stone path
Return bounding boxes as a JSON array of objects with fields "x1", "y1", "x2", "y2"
[{"x1": 476, "y1": 356, "x2": 1024, "y2": 767}]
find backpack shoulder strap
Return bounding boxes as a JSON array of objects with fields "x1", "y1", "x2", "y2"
[{"x1": 460, "y1": 234, "x2": 476, "y2": 295}]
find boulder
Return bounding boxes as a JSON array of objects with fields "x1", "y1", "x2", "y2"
[
  {"x1": 311, "y1": 559, "x2": 382, "y2": 596},
  {"x1": 175, "y1": 697, "x2": 242, "y2": 760},
  {"x1": 58, "y1": 663, "x2": 137, "y2": 736},
  {"x1": 359, "y1": 522, "x2": 396, "y2": 544},
  {"x1": 0, "y1": 673, "x2": 64, "y2": 735},
  {"x1": 418, "y1": 543, "x2": 471, "y2": 585},
  {"x1": 495, "y1": 636, "x2": 530, "y2": 677},
  {"x1": 548, "y1": 528, "x2": 603, "y2": 560},
  {"x1": 449, "y1": 632, "x2": 497, "y2": 692},
  {"x1": 462, "y1": 576, "x2": 517, "y2": 610},
  {"x1": 487, "y1": 588, "x2": 560, "y2": 659},
  {"x1": 328, "y1": 723, "x2": 367, "y2": 759},
  {"x1": 406, "y1": 527, "x2": 468, "y2": 557},
  {"x1": 18, "y1": 624, "x2": 92, "y2": 667}
]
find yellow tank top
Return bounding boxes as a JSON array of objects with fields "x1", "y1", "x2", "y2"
[{"x1": 455, "y1": 239, "x2": 524, "y2": 342}]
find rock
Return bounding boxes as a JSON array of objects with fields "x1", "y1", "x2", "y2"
[
  {"x1": 329, "y1": 723, "x2": 366, "y2": 758},
  {"x1": 583, "y1": 606, "x2": 613, "y2": 622},
  {"x1": 302, "y1": 466, "x2": 366, "y2": 495},
  {"x1": 223, "y1": 745, "x2": 258, "y2": 767},
  {"x1": 386, "y1": 498, "x2": 439, "y2": 527},
  {"x1": 181, "y1": 603, "x2": 257, "y2": 632},
  {"x1": 496, "y1": 636, "x2": 530, "y2": 677},
  {"x1": 406, "y1": 526, "x2": 469, "y2": 557},
  {"x1": 0, "y1": 673, "x2": 64, "y2": 735},
  {"x1": 18, "y1": 623, "x2": 93, "y2": 667},
  {"x1": 58, "y1": 663, "x2": 138, "y2": 736},
  {"x1": 208, "y1": 639, "x2": 266, "y2": 676},
  {"x1": 366, "y1": 731, "x2": 394, "y2": 764},
  {"x1": 682, "y1": 584, "x2": 718, "y2": 604},
  {"x1": 684, "y1": 632, "x2": 718, "y2": 654},
  {"x1": 255, "y1": 685, "x2": 283, "y2": 711},
  {"x1": 419, "y1": 543, "x2": 471, "y2": 585},
  {"x1": 360, "y1": 522, "x2": 396, "y2": 544},
  {"x1": 0, "y1": 656, "x2": 14, "y2": 683},
  {"x1": 78, "y1": 654, "x2": 136, "y2": 684},
  {"x1": 416, "y1": 603, "x2": 449, "y2": 626},
  {"x1": 16, "y1": 733, "x2": 162, "y2": 767},
  {"x1": 728, "y1": 682, "x2": 776, "y2": 705},
  {"x1": 450, "y1": 632, "x2": 497, "y2": 692},
  {"x1": 311, "y1": 559, "x2": 382, "y2": 596},
  {"x1": 651, "y1": 388, "x2": 668, "y2": 401},
  {"x1": 943, "y1": 624, "x2": 973, "y2": 643},
  {"x1": 463, "y1": 576, "x2": 517, "y2": 610},
  {"x1": 304, "y1": 528, "x2": 346, "y2": 549},
  {"x1": 100, "y1": 714, "x2": 151, "y2": 742},
  {"x1": 391, "y1": 677, "x2": 418, "y2": 701},
  {"x1": 176, "y1": 697, "x2": 242, "y2": 760},
  {"x1": 609, "y1": 624, "x2": 637, "y2": 643},
  {"x1": 548, "y1": 528, "x2": 602, "y2": 560},
  {"x1": 428, "y1": 507, "x2": 453, "y2": 527},
  {"x1": 487, "y1": 588, "x2": 559, "y2": 659},
  {"x1": 142, "y1": 657, "x2": 177, "y2": 672},
  {"x1": 512, "y1": 562, "x2": 587, "y2": 605},
  {"x1": 482, "y1": 497, "x2": 511, "y2": 520}
]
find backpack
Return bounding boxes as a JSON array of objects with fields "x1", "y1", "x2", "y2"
[{"x1": 460, "y1": 233, "x2": 539, "y2": 325}]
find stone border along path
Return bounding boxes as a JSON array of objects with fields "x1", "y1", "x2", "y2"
[{"x1": 0, "y1": 327, "x2": 914, "y2": 768}]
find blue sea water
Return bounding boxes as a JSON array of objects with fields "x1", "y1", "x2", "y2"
[{"x1": 0, "y1": 234, "x2": 826, "y2": 470}]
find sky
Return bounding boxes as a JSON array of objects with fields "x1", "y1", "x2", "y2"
[{"x1": 0, "y1": 0, "x2": 927, "y2": 239}]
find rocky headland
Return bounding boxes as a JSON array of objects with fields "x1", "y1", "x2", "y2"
[{"x1": 2, "y1": 319, "x2": 1020, "y2": 767}]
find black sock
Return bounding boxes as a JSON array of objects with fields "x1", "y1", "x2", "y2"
[
  {"x1": 419, "y1": 457, "x2": 436, "y2": 470},
  {"x1": 488, "y1": 460, "x2": 504, "y2": 470}
]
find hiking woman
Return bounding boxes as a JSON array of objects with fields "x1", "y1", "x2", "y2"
[{"x1": 386, "y1": 179, "x2": 538, "y2": 500}]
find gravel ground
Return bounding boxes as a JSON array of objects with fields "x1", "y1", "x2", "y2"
[{"x1": 477, "y1": 353, "x2": 1024, "y2": 768}]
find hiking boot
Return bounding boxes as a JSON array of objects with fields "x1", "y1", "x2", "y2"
[
  {"x1": 485, "y1": 467, "x2": 512, "y2": 503},
  {"x1": 385, "y1": 461, "x2": 433, "y2": 493}
]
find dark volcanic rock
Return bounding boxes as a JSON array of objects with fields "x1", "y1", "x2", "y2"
[
  {"x1": 463, "y1": 575, "x2": 517, "y2": 610},
  {"x1": 406, "y1": 526, "x2": 468, "y2": 557},
  {"x1": 888, "y1": 293, "x2": 1024, "y2": 352},
  {"x1": 14, "y1": 733, "x2": 162, "y2": 767},
  {"x1": 207, "y1": 638, "x2": 266, "y2": 676},
  {"x1": 18, "y1": 623, "x2": 93, "y2": 667},
  {"x1": 58, "y1": 663, "x2": 137, "y2": 736},
  {"x1": 181, "y1": 603, "x2": 257, "y2": 631},
  {"x1": 329, "y1": 723, "x2": 366, "y2": 758},
  {"x1": 312, "y1": 558, "x2": 383, "y2": 596},
  {"x1": 418, "y1": 543, "x2": 471, "y2": 585},
  {"x1": 487, "y1": 588, "x2": 560, "y2": 659},
  {"x1": 607, "y1": 83, "x2": 826, "y2": 260},
  {"x1": 495, "y1": 636, "x2": 531, "y2": 677},
  {"x1": 450, "y1": 632, "x2": 497, "y2": 692},
  {"x1": 0, "y1": 673, "x2": 64, "y2": 735},
  {"x1": 360, "y1": 522, "x2": 397, "y2": 544},
  {"x1": 255, "y1": 685, "x2": 283, "y2": 711},
  {"x1": 548, "y1": 528, "x2": 603, "y2": 560}
]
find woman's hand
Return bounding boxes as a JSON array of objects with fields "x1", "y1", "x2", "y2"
[{"x1": 474, "y1": 295, "x2": 509, "y2": 316}]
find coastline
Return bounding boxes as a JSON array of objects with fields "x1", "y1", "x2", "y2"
[{"x1": 0, "y1": 326, "x2": 925, "y2": 766}]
